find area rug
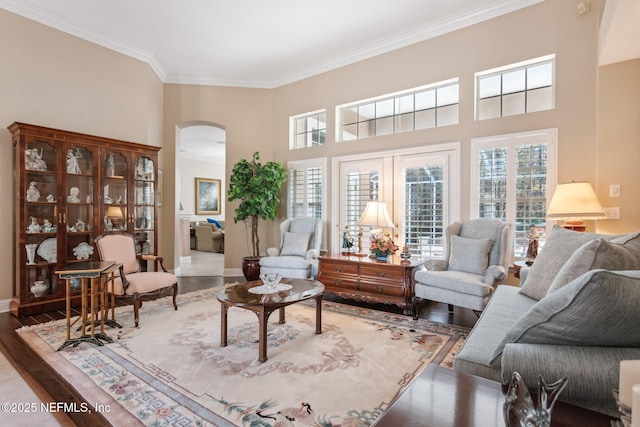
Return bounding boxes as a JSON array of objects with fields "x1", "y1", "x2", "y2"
[{"x1": 17, "y1": 286, "x2": 469, "y2": 426}]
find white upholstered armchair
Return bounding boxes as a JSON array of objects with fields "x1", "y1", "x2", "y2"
[
  {"x1": 259, "y1": 218, "x2": 323, "y2": 279},
  {"x1": 413, "y1": 218, "x2": 512, "y2": 319}
]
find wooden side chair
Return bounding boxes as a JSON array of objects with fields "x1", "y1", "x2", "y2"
[{"x1": 95, "y1": 233, "x2": 178, "y2": 327}]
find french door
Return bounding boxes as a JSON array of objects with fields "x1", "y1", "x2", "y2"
[{"x1": 335, "y1": 144, "x2": 459, "y2": 257}]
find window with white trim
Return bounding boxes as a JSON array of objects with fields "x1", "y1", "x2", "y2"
[
  {"x1": 476, "y1": 55, "x2": 555, "y2": 121},
  {"x1": 337, "y1": 79, "x2": 459, "y2": 142},
  {"x1": 290, "y1": 110, "x2": 326, "y2": 150},
  {"x1": 471, "y1": 129, "x2": 557, "y2": 259},
  {"x1": 287, "y1": 158, "x2": 326, "y2": 220}
]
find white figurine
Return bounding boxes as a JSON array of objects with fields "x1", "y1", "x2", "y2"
[
  {"x1": 26, "y1": 181, "x2": 40, "y2": 202},
  {"x1": 67, "y1": 187, "x2": 81, "y2": 203},
  {"x1": 66, "y1": 148, "x2": 82, "y2": 174},
  {"x1": 27, "y1": 217, "x2": 42, "y2": 233},
  {"x1": 25, "y1": 147, "x2": 47, "y2": 171},
  {"x1": 42, "y1": 219, "x2": 55, "y2": 233},
  {"x1": 106, "y1": 153, "x2": 115, "y2": 177}
]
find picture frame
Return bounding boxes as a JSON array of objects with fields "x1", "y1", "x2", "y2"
[{"x1": 195, "y1": 178, "x2": 221, "y2": 215}]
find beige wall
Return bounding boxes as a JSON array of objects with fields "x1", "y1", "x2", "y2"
[
  {"x1": 1, "y1": 0, "x2": 639, "y2": 301},
  {"x1": 272, "y1": 0, "x2": 600, "y2": 243},
  {"x1": 596, "y1": 58, "x2": 640, "y2": 234},
  {"x1": 0, "y1": 10, "x2": 163, "y2": 301},
  {"x1": 161, "y1": 84, "x2": 273, "y2": 270}
]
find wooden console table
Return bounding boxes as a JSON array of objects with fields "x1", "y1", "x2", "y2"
[
  {"x1": 373, "y1": 364, "x2": 616, "y2": 427},
  {"x1": 318, "y1": 254, "x2": 422, "y2": 315}
]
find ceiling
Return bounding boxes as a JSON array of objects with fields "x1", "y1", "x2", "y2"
[
  {"x1": 2, "y1": 0, "x2": 548, "y2": 89},
  {"x1": 2, "y1": 0, "x2": 638, "y2": 161}
]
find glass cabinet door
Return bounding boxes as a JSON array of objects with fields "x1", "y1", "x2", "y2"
[
  {"x1": 133, "y1": 156, "x2": 155, "y2": 254},
  {"x1": 102, "y1": 151, "x2": 128, "y2": 233},
  {"x1": 64, "y1": 145, "x2": 96, "y2": 278},
  {"x1": 24, "y1": 139, "x2": 58, "y2": 299}
]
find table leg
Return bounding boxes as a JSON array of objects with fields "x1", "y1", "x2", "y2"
[
  {"x1": 220, "y1": 303, "x2": 228, "y2": 347},
  {"x1": 278, "y1": 307, "x2": 285, "y2": 324},
  {"x1": 65, "y1": 280, "x2": 71, "y2": 341},
  {"x1": 80, "y1": 278, "x2": 87, "y2": 336},
  {"x1": 258, "y1": 308, "x2": 269, "y2": 362},
  {"x1": 315, "y1": 295, "x2": 322, "y2": 334}
]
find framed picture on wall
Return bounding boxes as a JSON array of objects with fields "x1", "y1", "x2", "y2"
[{"x1": 195, "y1": 177, "x2": 221, "y2": 215}]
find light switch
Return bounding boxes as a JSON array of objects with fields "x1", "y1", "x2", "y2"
[
  {"x1": 610, "y1": 184, "x2": 621, "y2": 197},
  {"x1": 604, "y1": 207, "x2": 620, "y2": 219}
]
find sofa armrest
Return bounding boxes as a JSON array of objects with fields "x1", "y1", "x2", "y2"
[
  {"x1": 501, "y1": 343, "x2": 640, "y2": 415},
  {"x1": 483, "y1": 265, "x2": 506, "y2": 286}
]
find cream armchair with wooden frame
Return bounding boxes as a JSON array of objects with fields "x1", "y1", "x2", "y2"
[{"x1": 95, "y1": 233, "x2": 178, "y2": 327}]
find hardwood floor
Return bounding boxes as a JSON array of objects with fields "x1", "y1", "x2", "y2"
[{"x1": 0, "y1": 276, "x2": 477, "y2": 426}]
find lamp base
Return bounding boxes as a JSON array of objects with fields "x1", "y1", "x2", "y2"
[{"x1": 562, "y1": 219, "x2": 586, "y2": 232}]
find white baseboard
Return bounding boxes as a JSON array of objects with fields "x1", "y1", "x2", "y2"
[
  {"x1": 224, "y1": 268, "x2": 243, "y2": 277},
  {"x1": 0, "y1": 298, "x2": 12, "y2": 314}
]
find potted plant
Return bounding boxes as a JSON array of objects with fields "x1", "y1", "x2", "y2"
[{"x1": 228, "y1": 152, "x2": 287, "y2": 280}]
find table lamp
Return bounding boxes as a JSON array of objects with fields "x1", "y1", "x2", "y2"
[
  {"x1": 356, "y1": 199, "x2": 395, "y2": 256},
  {"x1": 546, "y1": 181, "x2": 605, "y2": 231},
  {"x1": 106, "y1": 206, "x2": 124, "y2": 229}
]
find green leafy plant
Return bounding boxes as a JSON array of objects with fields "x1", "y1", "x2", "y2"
[{"x1": 227, "y1": 152, "x2": 287, "y2": 258}]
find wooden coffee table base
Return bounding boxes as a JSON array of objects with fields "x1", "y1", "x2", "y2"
[
  {"x1": 217, "y1": 279, "x2": 324, "y2": 363},
  {"x1": 373, "y1": 364, "x2": 616, "y2": 427}
]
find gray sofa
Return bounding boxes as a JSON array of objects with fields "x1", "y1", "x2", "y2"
[{"x1": 453, "y1": 225, "x2": 640, "y2": 416}]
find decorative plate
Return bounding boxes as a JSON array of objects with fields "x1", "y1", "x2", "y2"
[
  {"x1": 248, "y1": 284, "x2": 293, "y2": 294},
  {"x1": 37, "y1": 238, "x2": 57, "y2": 263}
]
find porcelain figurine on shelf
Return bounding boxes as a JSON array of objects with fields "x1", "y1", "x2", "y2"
[
  {"x1": 26, "y1": 181, "x2": 40, "y2": 202},
  {"x1": 66, "y1": 148, "x2": 82, "y2": 174},
  {"x1": 25, "y1": 147, "x2": 47, "y2": 171},
  {"x1": 27, "y1": 217, "x2": 42, "y2": 233},
  {"x1": 42, "y1": 219, "x2": 55, "y2": 233},
  {"x1": 67, "y1": 186, "x2": 81, "y2": 203}
]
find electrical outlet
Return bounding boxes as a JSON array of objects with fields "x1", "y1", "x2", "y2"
[
  {"x1": 604, "y1": 207, "x2": 620, "y2": 220},
  {"x1": 610, "y1": 184, "x2": 621, "y2": 197}
]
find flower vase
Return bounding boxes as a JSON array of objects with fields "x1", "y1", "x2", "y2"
[
  {"x1": 376, "y1": 254, "x2": 389, "y2": 261},
  {"x1": 25, "y1": 243, "x2": 37, "y2": 264}
]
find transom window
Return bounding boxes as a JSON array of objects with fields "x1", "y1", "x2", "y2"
[
  {"x1": 476, "y1": 55, "x2": 555, "y2": 120},
  {"x1": 337, "y1": 79, "x2": 459, "y2": 142},
  {"x1": 290, "y1": 110, "x2": 326, "y2": 150}
]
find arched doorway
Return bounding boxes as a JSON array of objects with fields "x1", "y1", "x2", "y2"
[{"x1": 175, "y1": 122, "x2": 226, "y2": 276}]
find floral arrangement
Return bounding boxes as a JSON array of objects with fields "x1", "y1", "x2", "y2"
[{"x1": 370, "y1": 233, "x2": 399, "y2": 257}]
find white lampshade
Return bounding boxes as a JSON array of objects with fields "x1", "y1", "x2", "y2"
[
  {"x1": 106, "y1": 206, "x2": 124, "y2": 219},
  {"x1": 547, "y1": 182, "x2": 605, "y2": 225},
  {"x1": 357, "y1": 200, "x2": 395, "y2": 228}
]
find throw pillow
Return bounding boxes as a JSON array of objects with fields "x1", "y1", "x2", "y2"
[
  {"x1": 448, "y1": 235, "x2": 493, "y2": 275},
  {"x1": 518, "y1": 225, "x2": 615, "y2": 300},
  {"x1": 547, "y1": 232, "x2": 640, "y2": 294},
  {"x1": 207, "y1": 218, "x2": 223, "y2": 229},
  {"x1": 491, "y1": 269, "x2": 640, "y2": 363},
  {"x1": 280, "y1": 232, "x2": 311, "y2": 257}
]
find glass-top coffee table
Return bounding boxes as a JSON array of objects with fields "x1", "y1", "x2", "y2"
[{"x1": 216, "y1": 278, "x2": 324, "y2": 362}]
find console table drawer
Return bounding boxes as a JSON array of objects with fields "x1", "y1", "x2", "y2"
[
  {"x1": 359, "y1": 280, "x2": 404, "y2": 298},
  {"x1": 319, "y1": 275, "x2": 358, "y2": 291},
  {"x1": 321, "y1": 261, "x2": 358, "y2": 275},
  {"x1": 360, "y1": 266, "x2": 404, "y2": 282}
]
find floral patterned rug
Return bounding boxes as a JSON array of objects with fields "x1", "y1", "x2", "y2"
[{"x1": 17, "y1": 286, "x2": 469, "y2": 426}]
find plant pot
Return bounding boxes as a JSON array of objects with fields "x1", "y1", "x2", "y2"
[
  {"x1": 242, "y1": 256, "x2": 262, "y2": 281},
  {"x1": 375, "y1": 254, "x2": 389, "y2": 262}
]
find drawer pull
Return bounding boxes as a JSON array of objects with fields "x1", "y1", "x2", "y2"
[
  {"x1": 332, "y1": 279, "x2": 343, "y2": 285},
  {"x1": 375, "y1": 271, "x2": 387, "y2": 278},
  {"x1": 333, "y1": 266, "x2": 344, "y2": 272},
  {"x1": 374, "y1": 285, "x2": 386, "y2": 292}
]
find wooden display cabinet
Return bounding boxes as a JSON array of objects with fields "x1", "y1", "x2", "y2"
[{"x1": 9, "y1": 122, "x2": 160, "y2": 316}]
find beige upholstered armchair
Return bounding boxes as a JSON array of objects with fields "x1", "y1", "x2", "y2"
[
  {"x1": 95, "y1": 233, "x2": 178, "y2": 327},
  {"x1": 260, "y1": 218, "x2": 323, "y2": 279},
  {"x1": 413, "y1": 218, "x2": 512, "y2": 319},
  {"x1": 195, "y1": 224, "x2": 224, "y2": 253}
]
